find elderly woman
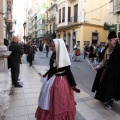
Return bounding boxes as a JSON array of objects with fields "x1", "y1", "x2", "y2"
[
  {"x1": 35, "y1": 38, "x2": 80, "y2": 120},
  {"x1": 92, "y1": 31, "x2": 120, "y2": 110}
]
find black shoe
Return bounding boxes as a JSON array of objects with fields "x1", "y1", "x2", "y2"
[
  {"x1": 29, "y1": 64, "x2": 32, "y2": 67},
  {"x1": 14, "y1": 84, "x2": 23, "y2": 88},
  {"x1": 105, "y1": 100, "x2": 113, "y2": 110}
]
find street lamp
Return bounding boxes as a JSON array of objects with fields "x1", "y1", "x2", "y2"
[{"x1": 23, "y1": 22, "x2": 27, "y2": 44}]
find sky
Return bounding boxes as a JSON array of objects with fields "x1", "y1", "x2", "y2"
[
  {"x1": 13, "y1": 0, "x2": 26, "y2": 22},
  {"x1": 13, "y1": 0, "x2": 26, "y2": 36}
]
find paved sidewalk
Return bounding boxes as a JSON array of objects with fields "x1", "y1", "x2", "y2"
[{"x1": 4, "y1": 63, "x2": 120, "y2": 120}]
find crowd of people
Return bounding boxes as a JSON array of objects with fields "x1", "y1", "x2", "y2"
[
  {"x1": 3, "y1": 30, "x2": 120, "y2": 120},
  {"x1": 84, "y1": 43, "x2": 107, "y2": 65}
]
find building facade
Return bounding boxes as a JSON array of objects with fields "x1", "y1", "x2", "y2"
[
  {"x1": 44, "y1": 0, "x2": 57, "y2": 43},
  {"x1": 25, "y1": 0, "x2": 46, "y2": 46},
  {"x1": 0, "y1": 0, "x2": 13, "y2": 119},
  {"x1": 56, "y1": 0, "x2": 107, "y2": 52}
]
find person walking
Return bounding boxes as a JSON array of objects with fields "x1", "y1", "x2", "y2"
[
  {"x1": 9, "y1": 36, "x2": 23, "y2": 87},
  {"x1": 26, "y1": 41, "x2": 35, "y2": 66},
  {"x1": 91, "y1": 31, "x2": 120, "y2": 110},
  {"x1": 35, "y1": 38, "x2": 80, "y2": 120},
  {"x1": 83, "y1": 44, "x2": 89, "y2": 59},
  {"x1": 45, "y1": 43, "x2": 49, "y2": 58}
]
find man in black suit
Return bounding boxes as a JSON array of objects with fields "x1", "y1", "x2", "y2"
[{"x1": 9, "y1": 36, "x2": 23, "y2": 87}]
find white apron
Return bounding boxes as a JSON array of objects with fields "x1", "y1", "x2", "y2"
[{"x1": 38, "y1": 75, "x2": 55, "y2": 110}]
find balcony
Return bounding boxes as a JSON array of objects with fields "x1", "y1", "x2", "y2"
[
  {"x1": 114, "y1": 4, "x2": 120, "y2": 14},
  {"x1": 46, "y1": 3, "x2": 57, "y2": 12},
  {"x1": 45, "y1": 30, "x2": 56, "y2": 39},
  {"x1": 68, "y1": 16, "x2": 80, "y2": 24},
  {"x1": 5, "y1": 12, "x2": 12, "y2": 23},
  {"x1": 45, "y1": 20, "x2": 49, "y2": 25},
  {"x1": 57, "y1": 16, "x2": 81, "y2": 31},
  {"x1": 48, "y1": 14, "x2": 56, "y2": 23}
]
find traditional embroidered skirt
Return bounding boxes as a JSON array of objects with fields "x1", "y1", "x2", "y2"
[{"x1": 35, "y1": 75, "x2": 76, "y2": 120}]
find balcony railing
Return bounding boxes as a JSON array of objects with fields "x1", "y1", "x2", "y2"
[
  {"x1": 68, "y1": 16, "x2": 80, "y2": 24},
  {"x1": 114, "y1": 4, "x2": 120, "y2": 13},
  {"x1": 45, "y1": 29, "x2": 56, "y2": 39},
  {"x1": 48, "y1": 14, "x2": 56, "y2": 23},
  {"x1": 45, "y1": 20, "x2": 48, "y2": 25}
]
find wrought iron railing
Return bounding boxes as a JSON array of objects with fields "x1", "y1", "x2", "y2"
[
  {"x1": 68, "y1": 16, "x2": 80, "y2": 24},
  {"x1": 48, "y1": 14, "x2": 56, "y2": 23},
  {"x1": 114, "y1": 4, "x2": 120, "y2": 13}
]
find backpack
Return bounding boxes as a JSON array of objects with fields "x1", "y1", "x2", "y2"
[{"x1": 75, "y1": 49, "x2": 80, "y2": 56}]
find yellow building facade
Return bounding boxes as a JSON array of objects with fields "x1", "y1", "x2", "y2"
[
  {"x1": 56, "y1": 0, "x2": 109, "y2": 52},
  {"x1": 44, "y1": 0, "x2": 120, "y2": 52}
]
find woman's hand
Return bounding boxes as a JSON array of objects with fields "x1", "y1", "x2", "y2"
[
  {"x1": 43, "y1": 74, "x2": 46, "y2": 78},
  {"x1": 72, "y1": 86, "x2": 81, "y2": 93}
]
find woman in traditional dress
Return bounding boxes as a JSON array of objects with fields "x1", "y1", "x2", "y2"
[{"x1": 35, "y1": 38, "x2": 80, "y2": 120}]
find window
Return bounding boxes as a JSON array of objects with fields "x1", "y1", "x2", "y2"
[
  {"x1": 53, "y1": 23, "x2": 56, "y2": 30},
  {"x1": 62, "y1": 7, "x2": 65, "y2": 22},
  {"x1": 74, "y1": 4, "x2": 78, "y2": 22},
  {"x1": 114, "y1": 0, "x2": 120, "y2": 13},
  {"x1": 59, "y1": 9, "x2": 61, "y2": 23},
  {"x1": 50, "y1": 24, "x2": 51, "y2": 33},
  {"x1": 68, "y1": 7, "x2": 71, "y2": 22}
]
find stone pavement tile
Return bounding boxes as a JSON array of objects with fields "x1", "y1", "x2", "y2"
[
  {"x1": 76, "y1": 98, "x2": 83, "y2": 103},
  {"x1": 29, "y1": 114, "x2": 36, "y2": 120},
  {"x1": 24, "y1": 93, "x2": 35, "y2": 99},
  {"x1": 13, "y1": 106, "x2": 28, "y2": 116},
  {"x1": 18, "y1": 78, "x2": 29, "y2": 83},
  {"x1": 28, "y1": 78, "x2": 40, "y2": 82},
  {"x1": 80, "y1": 96, "x2": 93, "y2": 102},
  {"x1": 76, "y1": 111, "x2": 86, "y2": 120},
  {"x1": 12, "y1": 89, "x2": 24, "y2": 94},
  {"x1": 96, "y1": 118, "x2": 106, "y2": 120},
  {"x1": 38, "y1": 69, "x2": 47, "y2": 75},
  {"x1": 9, "y1": 99, "x2": 26, "y2": 108},
  {"x1": 21, "y1": 84, "x2": 31, "y2": 89},
  {"x1": 33, "y1": 88, "x2": 41, "y2": 93},
  {"x1": 94, "y1": 107, "x2": 116, "y2": 118},
  {"x1": 34, "y1": 92, "x2": 40, "y2": 98},
  {"x1": 4, "y1": 108, "x2": 14, "y2": 118},
  {"x1": 85, "y1": 99, "x2": 103, "y2": 108},
  {"x1": 33, "y1": 65, "x2": 49, "y2": 70},
  {"x1": 4, "y1": 115, "x2": 29, "y2": 120},
  {"x1": 27, "y1": 105, "x2": 37, "y2": 114},
  {"x1": 22, "y1": 88, "x2": 32, "y2": 94},
  {"x1": 13, "y1": 94, "x2": 25, "y2": 100},
  {"x1": 30, "y1": 84, "x2": 42, "y2": 88},
  {"x1": 25, "y1": 98, "x2": 38, "y2": 106},
  {"x1": 76, "y1": 102, "x2": 91, "y2": 112},
  {"x1": 29, "y1": 81, "x2": 41, "y2": 85},
  {"x1": 75, "y1": 94, "x2": 80, "y2": 100},
  {"x1": 104, "y1": 114, "x2": 120, "y2": 120},
  {"x1": 112, "y1": 103, "x2": 120, "y2": 114},
  {"x1": 80, "y1": 109, "x2": 103, "y2": 120},
  {"x1": 75, "y1": 90, "x2": 90, "y2": 98}
]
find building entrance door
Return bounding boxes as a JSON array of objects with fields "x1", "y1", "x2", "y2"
[{"x1": 92, "y1": 32, "x2": 98, "y2": 45}]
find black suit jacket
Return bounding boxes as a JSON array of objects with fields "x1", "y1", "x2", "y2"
[{"x1": 9, "y1": 42, "x2": 23, "y2": 63}]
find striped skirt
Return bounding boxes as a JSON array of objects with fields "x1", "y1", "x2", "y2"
[{"x1": 35, "y1": 75, "x2": 76, "y2": 120}]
